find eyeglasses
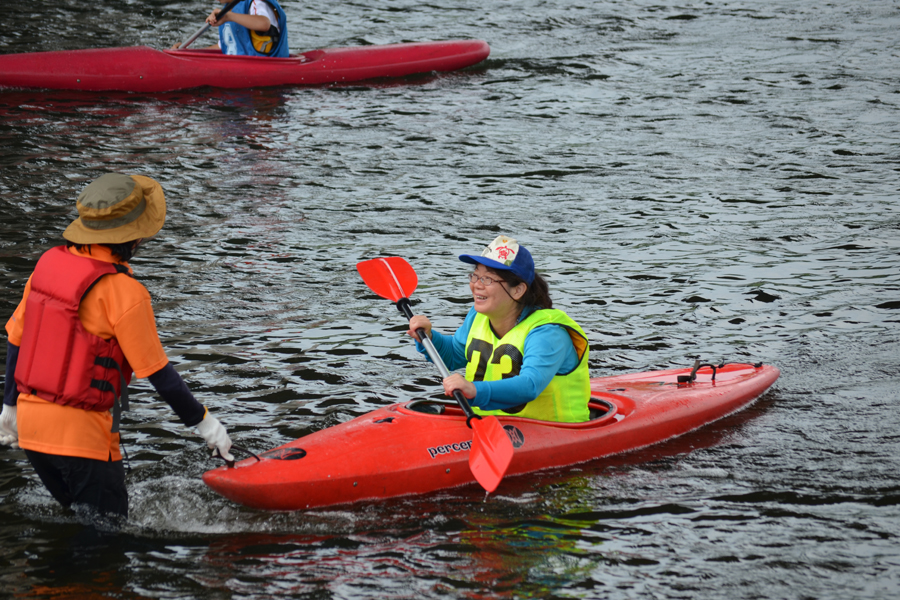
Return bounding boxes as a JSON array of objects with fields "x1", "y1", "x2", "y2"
[{"x1": 469, "y1": 273, "x2": 499, "y2": 287}]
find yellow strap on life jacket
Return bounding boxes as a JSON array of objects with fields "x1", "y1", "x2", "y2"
[{"x1": 250, "y1": 28, "x2": 276, "y2": 54}]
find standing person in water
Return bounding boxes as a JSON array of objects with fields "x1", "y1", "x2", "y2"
[
  {"x1": 0, "y1": 173, "x2": 234, "y2": 520},
  {"x1": 406, "y1": 235, "x2": 591, "y2": 423},
  {"x1": 173, "y1": 0, "x2": 289, "y2": 57}
]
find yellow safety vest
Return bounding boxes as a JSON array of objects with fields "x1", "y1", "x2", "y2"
[{"x1": 466, "y1": 309, "x2": 590, "y2": 423}]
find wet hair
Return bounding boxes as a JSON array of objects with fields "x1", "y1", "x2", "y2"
[
  {"x1": 490, "y1": 268, "x2": 553, "y2": 310},
  {"x1": 66, "y1": 241, "x2": 139, "y2": 263}
]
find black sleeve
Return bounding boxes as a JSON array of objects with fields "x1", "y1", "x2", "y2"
[
  {"x1": 4, "y1": 342, "x2": 19, "y2": 407},
  {"x1": 147, "y1": 363, "x2": 206, "y2": 427}
]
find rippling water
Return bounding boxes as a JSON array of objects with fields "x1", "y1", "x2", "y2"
[{"x1": 1, "y1": 1, "x2": 899, "y2": 598}]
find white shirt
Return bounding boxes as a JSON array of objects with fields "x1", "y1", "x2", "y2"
[{"x1": 249, "y1": 0, "x2": 279, "y2": 31}]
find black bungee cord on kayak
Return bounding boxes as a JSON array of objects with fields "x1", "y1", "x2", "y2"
[
  {"x1": 677, "y1": 359, "x2": 766, "y2": 383},
  {"x1": 212, "y1": 444, "x2": 262, "y2": 469}
]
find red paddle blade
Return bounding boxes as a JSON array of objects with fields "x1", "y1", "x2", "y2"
[
  {"x1": 469, "y1": 416, "x2": 514, "y2": 493},
  {"x1": 357, "y1": 257, "x2": 419, "y2": 302}
]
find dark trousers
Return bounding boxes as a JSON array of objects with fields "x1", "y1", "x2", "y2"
[{"x1": 24, "y1": 449, "x2": 128, "y2": 518}]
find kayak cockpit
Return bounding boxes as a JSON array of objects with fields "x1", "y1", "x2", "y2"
[
  {"x1": 164, "y1": 47, "x2": 312, "y2": 64},
  {"x1": 405, "y1": 399, "x2": 451, "y2": 415},
  {"x1": 401, "y1": 396, "x2": 621, "y2": 427}
]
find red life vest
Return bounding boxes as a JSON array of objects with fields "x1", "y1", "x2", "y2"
[{"x1": 15, "y1": 246, "x2": 133, "y2": 417}]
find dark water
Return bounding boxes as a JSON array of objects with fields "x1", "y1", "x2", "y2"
[{"x1": 2, "y1": 0, "x2": 899, "y2": 597}]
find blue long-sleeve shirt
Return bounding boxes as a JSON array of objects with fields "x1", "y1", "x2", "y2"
[{"x1": 414, "y1": 307, "x2": 579, "y2": 412}]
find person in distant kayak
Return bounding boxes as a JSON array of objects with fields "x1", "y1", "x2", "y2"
[
  {"x1": 0, "y1": 173, "x2": 234, "y2": 520},
  {"x1": 406, "y1": 235, "x2": 591, "y2": 423},
  {"x1": 171, "y1": 0, "x2": 289, "y2": 57}
]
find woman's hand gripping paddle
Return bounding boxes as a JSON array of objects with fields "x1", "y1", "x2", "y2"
[
  {"x1": 176, "y1": 0, "x2": 241, "y2": 50},
  {"x1": 357, "y1": 257, "x2": 514, "y2": 493}
]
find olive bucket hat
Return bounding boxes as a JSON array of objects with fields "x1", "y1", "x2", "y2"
[{"x1": 62, "y1": 173, "x2": 166, "y2": 244}]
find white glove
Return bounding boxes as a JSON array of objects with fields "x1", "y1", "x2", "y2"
[
  {"x1": 196, "y1": 413, "x2": 234, "y2": 462},
  {"x1": 0, "y1": 404, "x2": 18, "y2": 449}
]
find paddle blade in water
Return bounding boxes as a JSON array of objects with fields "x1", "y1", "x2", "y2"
[
  {"x1": 468, "y1": 416, "x2": 515, "y2": 493},
  {"x1": 357, "y1": 257, "x2": 418, "y2": 302}
]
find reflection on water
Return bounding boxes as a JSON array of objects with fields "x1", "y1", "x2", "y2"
[{"x1": 2, "y1": 0, "x2": 900, "y2": 598}]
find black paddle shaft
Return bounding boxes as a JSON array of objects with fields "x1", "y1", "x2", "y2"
[
  {"x1": 179, "y1": 0, "x2": 243, "y2": 49},
  {"x1": 213, "y1": 0, "x2": 242, "y2": 22},
  {"x1": 395, "y1": 297, "x2": 481, "y2": 425}
]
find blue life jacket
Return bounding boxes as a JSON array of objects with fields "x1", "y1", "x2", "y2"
[{"x1": 219, "y1": 0, "x2": 289, "y2": 57}]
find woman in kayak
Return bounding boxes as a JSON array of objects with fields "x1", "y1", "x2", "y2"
[
  {"x1": 0, "y1": 174, "x2": 234, "y2": 520},
  {"x1": 407, "y1": 235, "x2": 591, "y2": 423},
  {"x1": 172, "y1": 0, "x2": 289, "y2": 58}
]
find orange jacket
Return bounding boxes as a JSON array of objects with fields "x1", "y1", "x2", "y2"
[{"x1": 6, "y1": 245, "x2": 169, "y2": 460}]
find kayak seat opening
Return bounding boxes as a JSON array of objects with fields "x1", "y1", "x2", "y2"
[
  {"x1": 588, "y1": 399, "x2": 617, "y2": 422},
  {"x1": 406, "y1": 399, "x2": 452, "y2": 415},
  {"x1": 406, "y1": 398, "x2": 618, "y2": 420}
]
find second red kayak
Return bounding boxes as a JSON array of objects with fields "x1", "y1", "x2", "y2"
[
  {"x1": 203, "y1": 362, "x2": 780, "y2": 511},
  {"x1": 0, "y1": 40, "x2": 490, "y2": 92}
]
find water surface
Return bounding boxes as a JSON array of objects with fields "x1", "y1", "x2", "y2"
[{"x1": 1, "y1": 1, "x2": 899, "y2": 598}]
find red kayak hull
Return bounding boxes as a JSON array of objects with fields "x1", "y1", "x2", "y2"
[
  {"x1": 203, "y1": 363, "x2": 780, "y2": 511},
  {"x1": 0, "y1": 40, "x2": 490, "y2": 92}
]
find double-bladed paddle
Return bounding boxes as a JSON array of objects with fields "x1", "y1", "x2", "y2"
[
  {"x1": 177, "y1": 0, "x2": 242, "y2": 50},
  {"x1": 357, "y1": 256, "x2": 515, "y2": 493}
]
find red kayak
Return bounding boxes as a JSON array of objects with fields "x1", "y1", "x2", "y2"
[
  {"x1": 0, "y1": 40, "x2": 490, "y2": 92},
  {"x1": 203, "y1": 362, "x2": 780, "y2": 511}
]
